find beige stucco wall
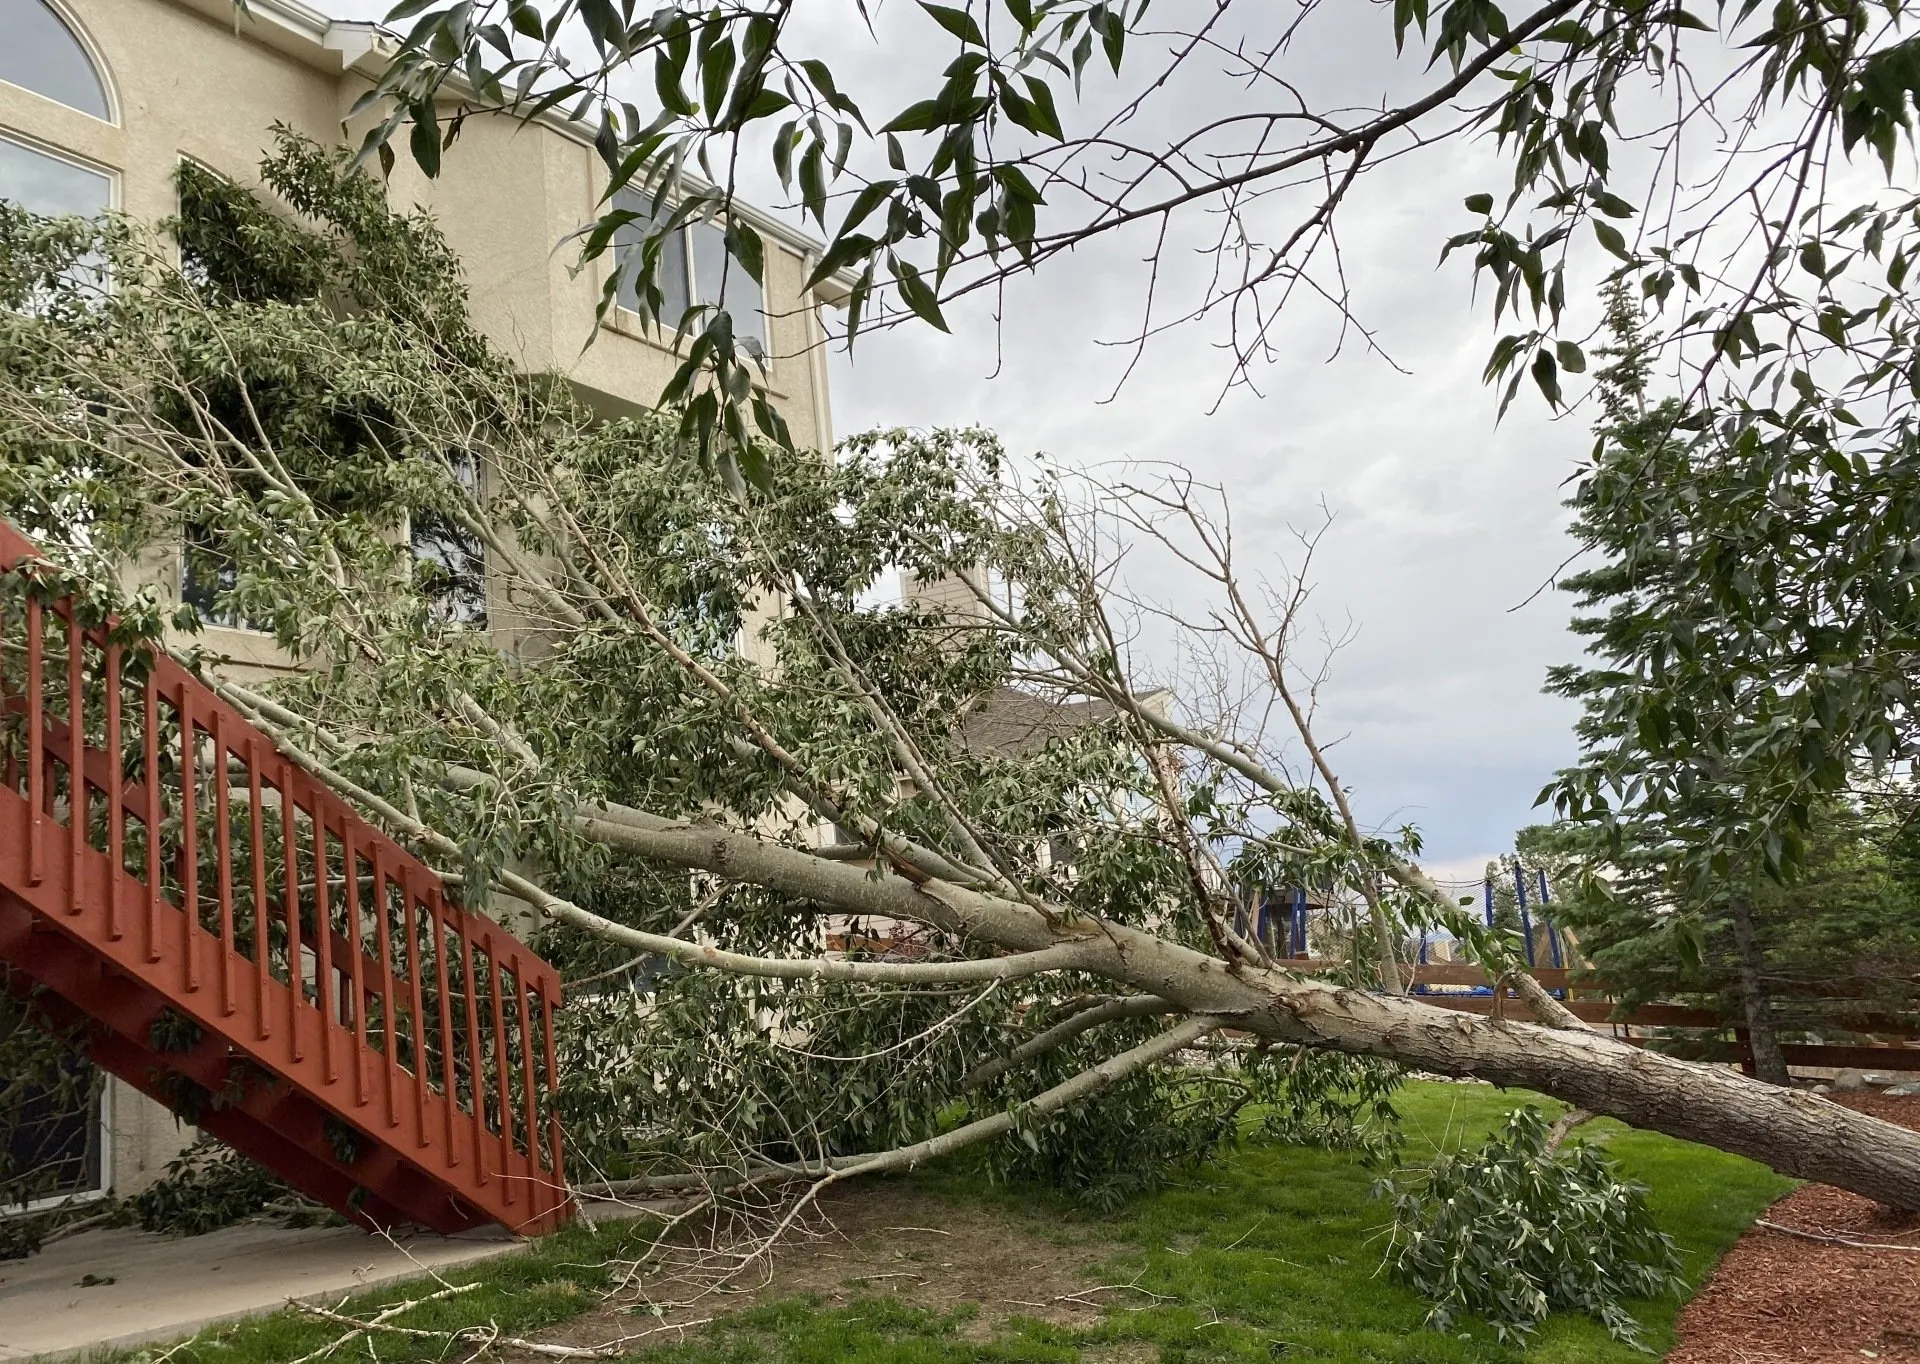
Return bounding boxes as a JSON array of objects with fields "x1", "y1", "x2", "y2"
[
  {"x1": 4, "y1": 0, "x2": 839, "y2": 1199},
  {"x1": 104, "y1": 1085, "x2": 197, "y2": 1198},
  {"x1": 4, "y1": 0, "x2": 834, "y2": 448},
  {"x1": 9, "y1": 0, "x2": 838, "y2": 663}
]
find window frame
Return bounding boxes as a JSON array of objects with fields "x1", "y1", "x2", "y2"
[
  {"x1": 4, "y1": 1067, "x2": 113, "y2": 1216},
  {"x1": 0, "y1": 0, "x2": 119, "y2": 126},
  {"x1": 608, "y1": 193, "x2": 768, "y2": 351},
  {"x1": 0, "y1": 128, "x2": 118, "y2": 215}
]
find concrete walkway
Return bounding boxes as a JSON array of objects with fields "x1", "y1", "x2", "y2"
[{"x1": 0, "y1": 1220, "x2": 524, "y2": 1361}]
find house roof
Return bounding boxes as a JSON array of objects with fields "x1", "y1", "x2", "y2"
[{"x1": 958, "y1": 688, "x2": 1120, "y2": 759}]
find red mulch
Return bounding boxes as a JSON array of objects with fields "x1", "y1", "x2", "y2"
[{"x1": 1667, "y1": 1092, "x2": 1920, "y2": 1363}]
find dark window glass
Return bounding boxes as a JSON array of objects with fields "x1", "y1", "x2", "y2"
[
  {"x1": 411, "y1": 456, "x2": 487, "y2": 628},
  {"x1": 0, "y1": 135, "x2": 109, "y2": 216},
  {"x1": 3, "y1": 1062, "x2": 103, "y2": 1207},
  {"x1": 0, "y1": 0, "x2": 110, "y2": 120},
  {"x1": 180, "y1": 523, "x2": 249, "y2": 629},
  {"x1": 612, "y1": 189, "x2": 690, "y2": 327}
]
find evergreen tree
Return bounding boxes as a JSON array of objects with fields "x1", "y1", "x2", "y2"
[{"x1": 1546, "y1": 284, "x2": 1796, "y2": 1079}]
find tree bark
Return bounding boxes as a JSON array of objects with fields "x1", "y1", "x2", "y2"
[
  {"x1": 563, "y1": 805, "x2": 1920, "y2": 1211},
  {"x1": 1728, "y1": 896, "x2": 1790, "y2": 1085}
]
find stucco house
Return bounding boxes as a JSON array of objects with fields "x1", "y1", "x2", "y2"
[{"x1": 0, "y1": 0, "x2": 844, "y2": 1208}]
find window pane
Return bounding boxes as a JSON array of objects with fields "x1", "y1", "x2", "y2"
[
  {"x1": 0, "y1": 0, "x2": 110, "y2": 120},
  {"x1": 688, "y1": 220, "x2": 764, "y2": 348},
  {"x1": 181, "y1": 524, "x2": 247, "y2": 630},
  {"x1": 611, "y1": 189, "x2": 689, "y2": 327},
  {"x1": 0, "y1": 136, "x2": 109, "y2": 216},
  {"x1": 411, "y1": 455, "x2": 488, "y2": 629}
]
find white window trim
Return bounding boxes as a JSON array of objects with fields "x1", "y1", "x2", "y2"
[
  {"x1": 0, "y1": 126, "x2": 121, "y2": 211},
  {"x1": 606, "y1": 204, "x2": 771, "y2": 350}
]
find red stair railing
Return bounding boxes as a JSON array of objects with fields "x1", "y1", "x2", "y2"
[{"x1": 0, "y1": 522, "x2": 572, "y2": 1235}]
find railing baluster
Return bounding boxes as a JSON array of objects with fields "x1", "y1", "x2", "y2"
[
  {"x1": 143, "y1": 667, "x2": 160, "y2": 961},
  {"x1": 65, "y1": 615, "x2": 83, "y2": 916},
  {"x1": 105, "y1": 641, "x2": 122, "y2": 941},
  {"x1": 430, "y1": 889, "x2": 457, "y2": 1159},
  {"x1": 542, "y1": 982, "x2": 563, "y2": 1202},
  {"x1": 25, "y1": 597, "x2": 42, "y2": 886},
  {"x1": 314, "y1": 806, "x2": 336, "y2": 1084},
  {"x1": 283, "y1": 769, "x2": 302, "y2": 1061},
  {"x1": 514, "y1": 960, "x2": 539, "y2": 1218},
  {"x1": 487, "y1": 940, "x2": 513, "y2": 1206},
  {"x1": 460, "y1": 920, "x2": 487, "y2": 1187},
  {"x1": 213, "y1": 712, "x2": 234, "y2": 1015},
  {"x1": 401, "y1": 874, "x2": 428, "y2": 1145},
  {"x1": 248, "y1": 740, "x2": 270, "y2": 1040},
  {"x1": 345, "y1": 829, "x2": 367, "y2": 1108},
  {"x1": 373, "y1": 851, "x2": 399, "y2": 1128},
  {"x1": 179, "y1": 690, "x2": 198, "y2": 994}
]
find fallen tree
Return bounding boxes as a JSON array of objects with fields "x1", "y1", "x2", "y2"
[{"x1": 4, "y1": 139, "x2": 1920, "y2": 1223}]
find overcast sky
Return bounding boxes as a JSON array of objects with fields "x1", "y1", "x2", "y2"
[
  {"x1": 329, "y1": 0, "x2": 1608, "y2": 880},
  {"x1": 787, "y1": 2, "x2": 1597, "y2": 880}
]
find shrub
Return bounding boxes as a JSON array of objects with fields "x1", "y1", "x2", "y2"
[{"x1": 1381, "y1": 1105, "x2": 1683, "y2": 1347}]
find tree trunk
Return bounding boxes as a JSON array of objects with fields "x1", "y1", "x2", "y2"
[
  {"x1": 567, "y1": 807, "x2": 1920, "y2": 1211},
  {"x1": 1728, "y1": 896, "x2": 1790, "y2": 1085}
]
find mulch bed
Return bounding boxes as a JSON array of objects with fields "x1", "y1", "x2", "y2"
[{"x1": 1667, "y1": 1092, "x2": 1920, "y2": 1363}]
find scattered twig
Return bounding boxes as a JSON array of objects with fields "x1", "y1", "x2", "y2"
[
  {"x1": 285, "y1": 1281, "x2": 482, "y2": 1364},
  {"x1": 294, "y1": 1297, "x2": 709, "y2": 1358},
  {"x1": 1755, "y1": 1220, "x2": 1920, "y2": 1253}
]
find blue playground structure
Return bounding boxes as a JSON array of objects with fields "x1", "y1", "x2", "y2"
[
  {"x1": 1415, "y1": 866, "x2": 1569, "y2": 992},
  {"x1": 1235, "y1": 887, "x2": 1312, "y2": 958}
]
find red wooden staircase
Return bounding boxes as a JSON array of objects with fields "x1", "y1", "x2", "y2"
[{"x1": 0, "y1": 523, "x2": 572, "y2": 1236}]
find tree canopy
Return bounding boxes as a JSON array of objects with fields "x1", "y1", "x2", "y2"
[
  {"x1": 361, "y1": 1, "x2": 1920, "y2": 481},
  {"x1": 4, "y1": 133, "x2": 1920, "y2": 1242}
]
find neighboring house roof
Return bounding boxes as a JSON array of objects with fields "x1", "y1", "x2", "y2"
[
  {"x1": 166, "y1": 0, "x2": 857, "y2": 300},
  {"x1": 958, "y1": 687, "x2": 1125, "y2": 759}
]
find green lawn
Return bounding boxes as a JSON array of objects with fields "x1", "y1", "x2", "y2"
[{"x1": 91, "y1": 1083, "x2": 1789, "y2": 1364}]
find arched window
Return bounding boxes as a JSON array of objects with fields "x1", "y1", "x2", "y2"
[{"x1": 0, "y1": 0, "x2": 111, "y2": 121}]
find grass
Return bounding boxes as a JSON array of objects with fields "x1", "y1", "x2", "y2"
[{"x1": 89, "y1": 1083, "x2": 1790, "y2": 1364}]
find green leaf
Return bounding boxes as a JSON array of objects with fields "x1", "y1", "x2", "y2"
[
  {"x1": 799, "y1": 141, "x2": 827, "y2": 226},
  {"x1": 920, "y1": 2, "x2": 986, "y2": 46},
  {"x1": 1554, "y1": 340, "x2": 1586, "y2": 374},
  {"x1": 1592, "y1": 220, "x2": 1629, "y2": 261},
  {"x1": 1022, "y1": 76, "x2": 1064, "y2": 139},
  {"x1": 1098, "y1": 4, "x2": 1125, "y2": 73},
  {"x1": 656, "y1": 48, "x2": 695, "y2": 117},
  {"x1": 1464, "y1": 192, "x2": 1494, "y2": 215},
  {"x1": 882, "y1": 100, "x2": 948, "y2": 134},
  {"x1": 1531, "y1": 348, "x2": 1561, "y2": 406},
  {"x1": 507, "y1": 4, "x2": 544, "y2": 41},
  {"x1": 890, "y1": 255, "x2": 950, "y2": 330},
  {"x1": 727, "y1": 222, "x2": 765, "y2": 286},
  {"x1": 408, "y1": 101, "x2": 441, "y2": 177},
  {"x1": 699, "y1": 32, "x2": 737, "y2": 122}
]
